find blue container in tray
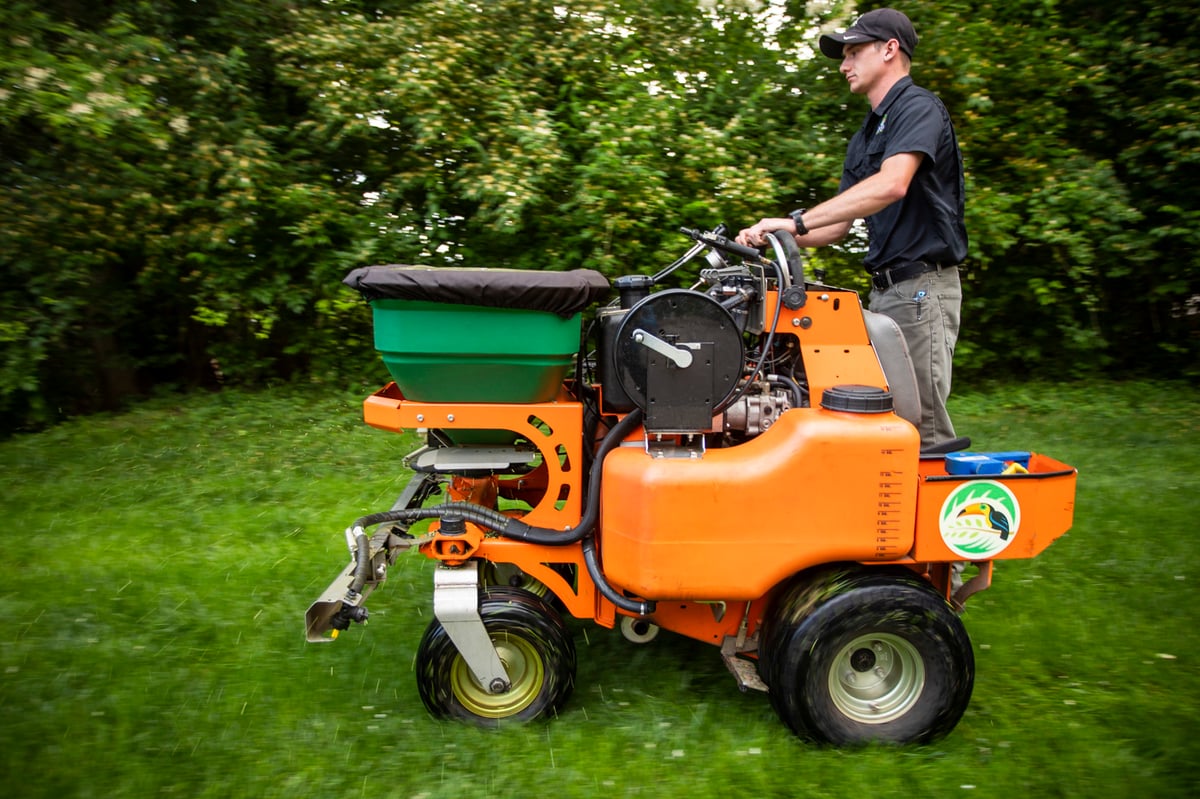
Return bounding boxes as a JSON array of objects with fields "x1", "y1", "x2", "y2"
[{"x1": 945, "y1": 451, "x2": 1032, "y2": 476}]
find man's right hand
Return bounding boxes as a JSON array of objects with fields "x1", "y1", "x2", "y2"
[{"x1": 736, "y1": 217, "x2": 795, "y2": 248}]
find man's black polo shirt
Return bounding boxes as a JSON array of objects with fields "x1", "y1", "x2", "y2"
[{"x1": 839, "y1": 76, "x2": 968, "y2": 274}]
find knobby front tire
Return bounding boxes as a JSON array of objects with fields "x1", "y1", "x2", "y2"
[{"x1": 415, "y1": 585, "x2": 576, "y2": 725}]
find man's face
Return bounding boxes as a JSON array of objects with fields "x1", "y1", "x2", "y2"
[{"x1": 839, "y1": 40, "x2": 885, "y2": 95}]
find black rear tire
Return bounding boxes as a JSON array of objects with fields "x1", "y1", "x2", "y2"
[
  {"x1": 762, "y1": 568, "x2": 974, "y2": 744},
  {"x1": 416, "y1": 585, "x2": 576, "y2": 725}
]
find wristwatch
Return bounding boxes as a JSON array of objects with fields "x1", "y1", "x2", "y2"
[{"x1": 789, "y1": 209, "x2": 808, "y2": 236}]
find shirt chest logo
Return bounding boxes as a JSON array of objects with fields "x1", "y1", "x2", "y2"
[{"x1": 875, "y1": 113, "x2": 888, "y2": 136}]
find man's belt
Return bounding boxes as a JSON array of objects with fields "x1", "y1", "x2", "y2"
[{"x1": 871, "y1": 260, "x2": 953, "y2": 290}]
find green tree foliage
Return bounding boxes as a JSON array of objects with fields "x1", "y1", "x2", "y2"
[
  {"x1": 270, "y1": 0, "x2": 802, "y2": 272},
  {"x1": 1057, "y1": 1, "x2": 1200, "y2": 373},
  {"x1": 1, "y1": 0, "x2": 1196, "y2": 431},
  {"x1": 0, "y1": 0, "x2": 385, "y2": 429}
]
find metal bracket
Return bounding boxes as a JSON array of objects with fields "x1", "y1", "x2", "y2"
[
  {"x1": 305, "y1": 527, "x2": 421, "y2": 642},
  {"x1": 410, "y1": 446, "x2": 539, "y2": 474},
  {"x1": 644, "y1": 433, "x2": 706, "y2": 460},
  {"x1": 951, "y1": 560, "x2": 994, "y2": 611},
  {"x1": 720, "y1": 636, "x2": 767, "y2": 693},
  {"x1": 433, "y1": 563, "x2": 511, "y2": 694},
  {"x1": 719, "y1": 601, "x2": 766, "y2": 693},
  {"x1": 390, "y1": 470, "x2": 442, "y2": 512}
]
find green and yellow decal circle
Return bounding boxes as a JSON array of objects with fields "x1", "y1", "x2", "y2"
[{"x1": 938, "y1": 480, "x2": 1021, "y2": 559}]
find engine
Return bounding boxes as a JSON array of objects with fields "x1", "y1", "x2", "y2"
[{"x1": 593, "y1": 227, "x2": 807, "y2": 442}]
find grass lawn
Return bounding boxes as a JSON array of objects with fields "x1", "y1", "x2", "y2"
[{"x1": 1, "y1": 380, "x2": 1196, "y2": 798}]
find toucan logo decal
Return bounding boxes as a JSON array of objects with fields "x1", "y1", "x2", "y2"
[{"x1": 939, "y1": 480, "x2": 1021, "y2": 559}]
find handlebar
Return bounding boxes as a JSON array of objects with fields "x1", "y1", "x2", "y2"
[{"x1": 679, "y1": 227, "x2": 768, "y2": 264}]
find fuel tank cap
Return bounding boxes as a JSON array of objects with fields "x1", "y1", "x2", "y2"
[{"x1": 820, "y1": 384, "x2": 894, "y2": 413}]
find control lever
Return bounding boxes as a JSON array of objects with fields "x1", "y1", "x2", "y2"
[{"x1": 631, "y1": 328, "x2": 695, "y2": 368}]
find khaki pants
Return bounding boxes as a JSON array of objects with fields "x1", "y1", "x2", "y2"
[{"x1": 868, "y1": 266, "x2": 962, "y2": 446}]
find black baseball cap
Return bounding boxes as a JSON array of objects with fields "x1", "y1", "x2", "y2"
[{"x1": 818, "y1": 8, "x2": 918, "y2": 59}]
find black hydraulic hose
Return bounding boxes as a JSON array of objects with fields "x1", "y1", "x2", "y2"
[
  {"x1": 348, "y1": 531, "x2": 371, "y2": 595},
  {"x1": 350, "y1": 502, "x2": 515, "y2": 537},
  {"x1": 771, "y1": 374, "x2": 805, "y2": 408},
  {"x1": 348, "y1": 408, "x2": 645, "y2": 546},
  {"x1": 582, "y1": 536, "x2": 655, "y2": 616}
]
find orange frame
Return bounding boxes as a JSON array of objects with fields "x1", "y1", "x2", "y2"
[{"x1": 358, "y1": 283, "x2": 1076, "y2": 647}]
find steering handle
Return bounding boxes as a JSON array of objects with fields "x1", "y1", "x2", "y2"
[
  {"x1": 764, "y1": 229, "x2": 806, "y2": 288},
  {"x1": 679, "y1": 227, "x2": 766, "y2": 264}
]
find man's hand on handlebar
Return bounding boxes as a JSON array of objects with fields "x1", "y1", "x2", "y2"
[
  {"x1": 736, "y1": 217, "x2": 797, "y2": 248},
  {"x1": 680, "y1": 227, "x2": 766, "y2": 263}
]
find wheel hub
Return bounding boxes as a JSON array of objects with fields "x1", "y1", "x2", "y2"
[
  {"x1": 849, "y1": 648, "x2": 877, "y2": 672},
  {"x1": 828, "y1": 633, "x2": 925, "y2": 725},
  {"x1": 450, "y1": 636, "x2": 545, "y2": 718}
]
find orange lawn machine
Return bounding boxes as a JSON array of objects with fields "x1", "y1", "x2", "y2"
[{"x1": 304, "y1": 228, "x2": 1076, "y2": 744}]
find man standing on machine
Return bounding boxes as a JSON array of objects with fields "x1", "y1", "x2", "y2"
[{"x1": 737, "y1": 7, "x2": 966, "y2": 446}]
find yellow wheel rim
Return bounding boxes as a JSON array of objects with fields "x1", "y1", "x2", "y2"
[{"x1": 449, "y1": 631, "x2": 546, "y2": 719}]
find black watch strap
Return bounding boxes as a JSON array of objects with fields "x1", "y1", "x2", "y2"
[{"x1": 789, "y1": 209, "x2": 808, "y2": 236}]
